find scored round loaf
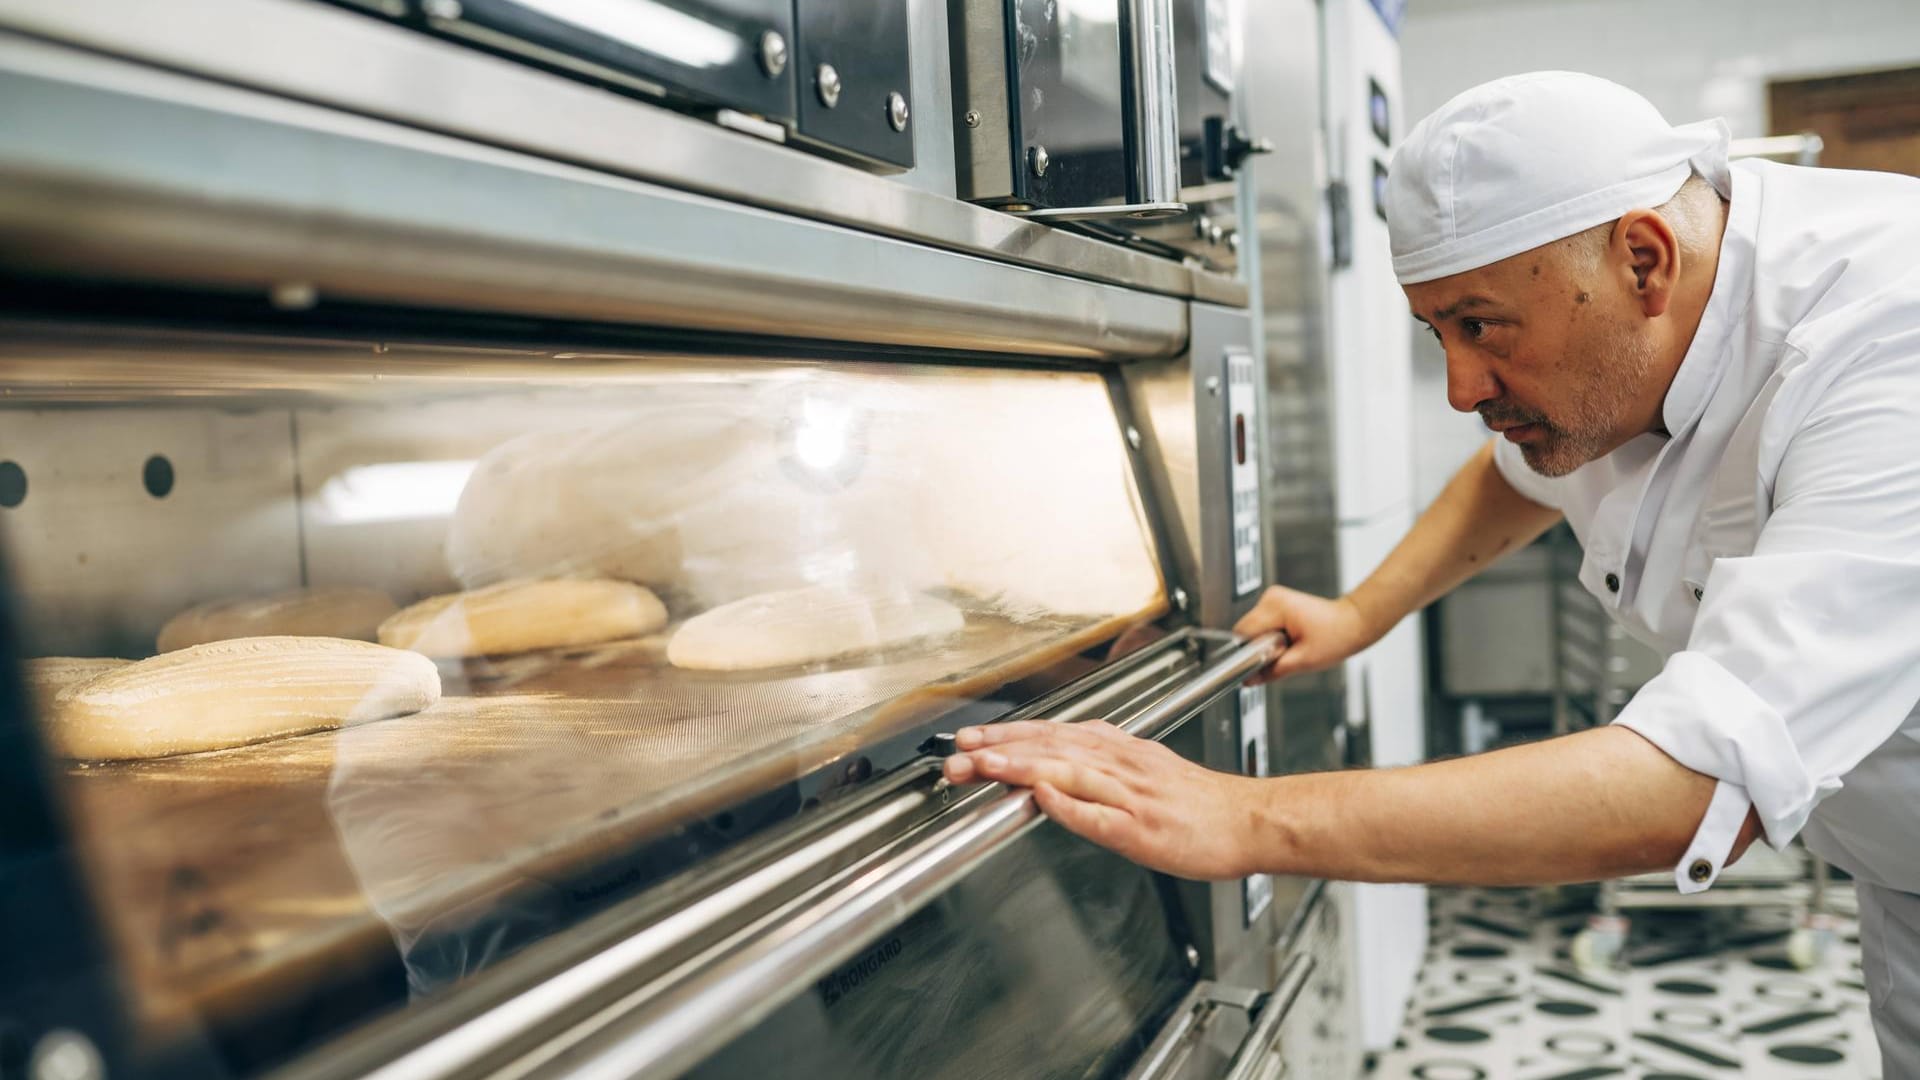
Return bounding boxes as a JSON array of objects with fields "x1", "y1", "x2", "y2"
[
  {"x1": 377, "y1": 578, "x2": 669, "y2": 659},
  {"x1": 667, "y1": 585, "x2": 964, "y2": 671},
  {"x1": 45, "y1": 636, "x2": 441, "y2": 761},
  {"x1": 157, "y1": 586, "x2": 400, "y2": 652}
]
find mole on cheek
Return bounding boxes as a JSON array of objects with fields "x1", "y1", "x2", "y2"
[
  {"x1": 1531, "y1": 263, "x2": 1541, "y2": 279},
  {"x1": 1576, "y1": 291, "x2": 1591, "y2": 304}
]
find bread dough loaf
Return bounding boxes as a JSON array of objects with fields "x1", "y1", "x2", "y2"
[
  {"x1": 378, "y1": 578, "x2": 668, "y2": 658},
  {"x1": 668, "y1": 586, "x2": 964, "y2": 671},
  {"x1": 45, "y1": 637, "x2": 440, "y2": 761},
  {"x1": 157, "y1": 586, "x2": 399, "y2": 652},
  {"x1": 24, "y1": 657, "x2": 132, "y2": 708}
]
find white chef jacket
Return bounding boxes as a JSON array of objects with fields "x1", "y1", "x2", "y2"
[{"x1": 1490, "y1": 157, "x2": 1920, "y2": 895}]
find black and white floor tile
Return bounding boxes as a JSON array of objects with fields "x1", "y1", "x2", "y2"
[{"x1": 1369, "y1": 886, "x2": 1876, "y2": 1079}]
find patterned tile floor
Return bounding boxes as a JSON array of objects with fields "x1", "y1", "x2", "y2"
[{"x1": 1370, "y1": 886, "x2": 1877, "y2": 1079}]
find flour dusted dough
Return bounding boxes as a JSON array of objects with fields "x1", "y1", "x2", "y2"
[
  {"x1": 45, "y1": 637, "x2": 440, "y2": 761},
  {"x1": 378, "y1": 578, "x2": 669, "y2": 659},
  {"x1": 24, "y1": 657, "x2": 132, "y2": 708},
  {"x1": 157, "y1": 586, "x2": 399, "y2": 652},
  {"x1": 667, "y1": 586, "x2": 964, "y2": 671}
]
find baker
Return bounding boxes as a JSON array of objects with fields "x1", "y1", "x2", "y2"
[{"x1": 942, "y1": 71, "x2": 1920, "y2": 1066}]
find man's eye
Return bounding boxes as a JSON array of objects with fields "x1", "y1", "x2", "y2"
[{"x1": 1462, "y1": 318, "x2": 1489, "y2": 341}]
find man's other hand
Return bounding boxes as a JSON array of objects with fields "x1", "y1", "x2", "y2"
[
  {"x1": 941, "y1": 719, "x2": 1265, "y2": 880},
  {"x1": 1233, "y1": 585, "x2": 1375, "y2": 684}
]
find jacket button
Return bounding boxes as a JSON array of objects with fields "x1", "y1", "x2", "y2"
[
  {"x1": 1688, "y1": 858, "x2": 1713, "y2": 883},
  {"x1": 1604, "y1": 572, "x2": 1621, "y2": 594}
]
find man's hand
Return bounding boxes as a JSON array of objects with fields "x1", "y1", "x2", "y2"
[
  {"x1": 1233, "y1": 585, "x2": 1375, "y2": 684},
  {"x1": 941, "y1": 719, "x2": 1264, "y2": 880}
]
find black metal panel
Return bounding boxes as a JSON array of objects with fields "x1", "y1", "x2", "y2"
[
  {"x1": 792, "y1": 0, "x2": 914, "y2": 168},
  {"x1": 1007, "y1": 0, "x2": 1129, "y2": 209},
  {"x1": 423, "y1": 0, "x2": 798, "y2": 123},
  {"x1": 685, "y1": 822, "x2": 1195, "y2": 1080}
]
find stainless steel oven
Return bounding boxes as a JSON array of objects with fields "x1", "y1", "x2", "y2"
[{"x1": 0, "y1": 0, "x2": 1346, "y2": 1074}]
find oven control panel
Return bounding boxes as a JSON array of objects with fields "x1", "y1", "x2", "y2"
[{"x1": 1227, "y1": 346, "x2": 1262, "y2": 599}]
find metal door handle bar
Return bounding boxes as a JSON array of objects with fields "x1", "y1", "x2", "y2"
[
  {"x1": 538, "y1": 631, "x2": 1286, "y2": 1079},
  {"x1": 1221, "y1": 952, "x2": 1317, "y2": 1080}
]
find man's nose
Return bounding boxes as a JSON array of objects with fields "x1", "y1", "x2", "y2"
[{"x1": 1445, "y1": 349, "x2": 1499, "y2": 414}]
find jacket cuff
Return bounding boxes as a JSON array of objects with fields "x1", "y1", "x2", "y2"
[{"x1": 1667, "y1": 780, "x2": 1750, "y2": 894}]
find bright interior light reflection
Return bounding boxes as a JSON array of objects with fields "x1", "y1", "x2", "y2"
[
  {"x1": 313, "y1": 460, "x2": 479, "y2": 525},
  {"x1": 1058, "y1": 0, "x2": 1118, "y2": 25},
  {"x1": 513, "y1": 0, "x2": 742, "y2": 70},
  {"x1": 792, "y1": 398, "x2": 853, "y2": 472}
]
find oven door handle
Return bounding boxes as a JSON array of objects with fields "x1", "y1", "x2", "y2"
[
  {"x1": 497, "y1": 630, "x2": 1285, "y2": 1080},
  {"x1": 1221, "y1": 951, "x2": 1318, "y2": 1080}
]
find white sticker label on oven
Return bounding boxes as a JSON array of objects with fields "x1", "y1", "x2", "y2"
[
  {"x1": 1239, "y1": 683, "x2": 1272, "y2": 924},
  {"x1": 1204, "y1": 0, "x2": 1233, "y2": 93},
  {"x1": 1227, "y1": 347, "x2": 1262, "y2": 598}
]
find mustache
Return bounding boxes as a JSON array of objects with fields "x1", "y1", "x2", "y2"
[{"x1": 1479, "y1": 401, "x2": 1550, "y2": 429}]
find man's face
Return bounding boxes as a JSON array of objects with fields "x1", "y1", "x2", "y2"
[{"x1": 1403, "y1": 241, "x2": 1658, "y2": 477}]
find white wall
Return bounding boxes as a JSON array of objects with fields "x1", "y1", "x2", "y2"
[
  {"x1": 1401, "y1": 0, "x2": 1920, "y2": 137},
  {"x1": 1399, "y1": 0, "x2": 1920, "y2": 508}
]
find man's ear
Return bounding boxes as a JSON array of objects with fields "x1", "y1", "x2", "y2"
[{"x1": 1611, "y1": 208, "x2": 1680, "y2": 318}]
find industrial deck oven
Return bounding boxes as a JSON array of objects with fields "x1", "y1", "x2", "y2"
[{"x1": 0, "y1": 0, "x2": 1353, "y2": 1077}]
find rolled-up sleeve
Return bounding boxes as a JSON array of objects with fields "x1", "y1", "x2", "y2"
[{"x1": 1616, "y1": 334, "x2": 1920, "y2": 893}]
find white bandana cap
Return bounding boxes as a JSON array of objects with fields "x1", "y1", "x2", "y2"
[{"x1": 1386, "y1": 71, "x2": 1732, "y2": 285}]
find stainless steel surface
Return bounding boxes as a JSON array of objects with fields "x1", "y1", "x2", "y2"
[
  {"x1": 0, "y1": 0, "x2": 1244, "y2": 302},
  {"x1": 1277, "y1": 883, "x2": 1357, "y2": 1080},
  {"x1": 0, "y1": 36, "x2": 1189, "y2": 361},
  {"x1": 1221, "y1": 954, "x2": 1315, "y2": 1080},
  {"x1": 948, "y1": 0, "x2": 1014, "y2": 201},
  {"x1": 476, "y1": 633, "x2": 1273, "y2": 1080},
  {"x1": 1030, "y1": 145, "x2": 1051, "y2": 178},
  {"x1": 1121, "y1": 984, "x2": 1212, "y2": 1080},
  {"x1": 1124, "y1": 0, "x2": 1184, "y2": 211},
  {"x1": 814, "y1": 63, "x2": 841, "y2": 108},
  {"x1": 1123, "y1": 304, "x2": 1259, "y2": 631},
  {"x1": 0, "y1": 405, "x2": 302, "y2": 656},
  {"x1": 899, "y1": 0, "x2": 956, "y2": 197},
  {"x1": 887, "y1": 91, "x2": 910, "y2": 132},
  {"x1": 1116, "y1": 632, "x2": 1281, "y2": 740},
  {"x1": 1239, "y1": 0, "x2": 1347, "y2": 784}
]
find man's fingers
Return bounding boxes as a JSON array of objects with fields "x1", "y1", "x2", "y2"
[
  {"x1": 1032, "y1": 781, "x2": 1136, "y2": 849},
  {"x1": 955, "y1": 719, "x2": 1118, "y2": 750},
  {"x1": 953, "y1": 744, "x2": 1132, "y2": 806}
]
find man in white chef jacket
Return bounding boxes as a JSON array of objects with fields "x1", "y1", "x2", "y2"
[{"x1": 941, "y1": 71, "x2": 1920, "y2": 1065}]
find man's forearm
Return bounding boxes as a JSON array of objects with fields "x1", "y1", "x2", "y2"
[
  {"x1": 1346, "y1": 440, "x2": 1562, "y2": 643},
  {"x1": 1246, "y1": 726, "x2": 1734, "y2": 886}
]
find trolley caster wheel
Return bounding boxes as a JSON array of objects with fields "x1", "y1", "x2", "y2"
[
  {"x1": 1572, "y1": 915, "x2": 1628, "y2": 976},
  {"x1": 1788, "y1": 914, "x2": 1840, "y2": 970}
]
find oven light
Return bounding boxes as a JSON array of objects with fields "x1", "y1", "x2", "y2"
[
  {"x1": 311, "y1": 460, "x2": 478, "y2": 525},
  {"x1": 512, "y1": 0, "x2": 742, "y2": 70},
  {"x1": 792, "y1": 399, "x2": 852, "y2": 472}
]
